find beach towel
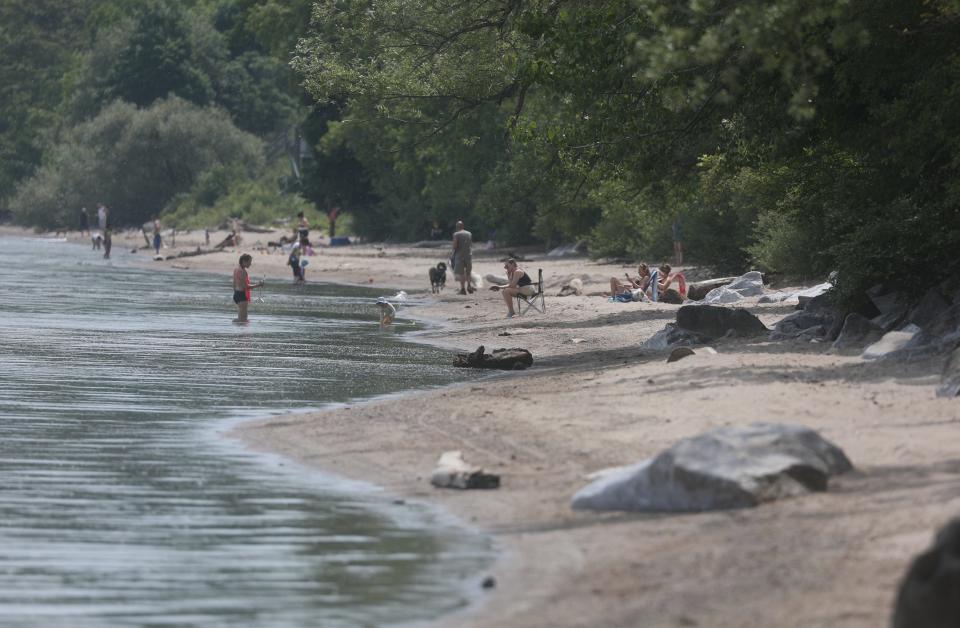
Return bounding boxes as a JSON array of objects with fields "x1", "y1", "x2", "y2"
[
  {"x1": 675, "y1": 272, "x2": 687, "y2": 299},
  {"x1": 648, "y1": 270, "x2": 660, "y2": 302}
]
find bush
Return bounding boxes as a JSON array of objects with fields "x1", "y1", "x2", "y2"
[
  {"x1": 164, "y1": 163, "x2": 313, "y2": 230},
  {"x1": 11, "y1": 97, "x2": 263, "y2": 228}
]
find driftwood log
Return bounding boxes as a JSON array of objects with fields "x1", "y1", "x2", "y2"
[{"x1": 453, "y1": 345, "x2": 533, "y2": 370}]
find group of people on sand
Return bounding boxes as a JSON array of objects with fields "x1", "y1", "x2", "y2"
[
  {"x1": 449, "y1": 220, "x2": 536, "y2": 318},
  {"x1": 608, "y1": 262, "x2": 685, "y2": 304}
]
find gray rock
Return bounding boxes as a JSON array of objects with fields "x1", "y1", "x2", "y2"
[
  {"x1": 937, "y1": 346, "x2": 960, "y2": 398},
  {"x1": 676, "y1": 305, "x2": 768, "y2": 339},
  {"x1": 862, "y1": 326, "x2": 921, "y2": 360},
  {"x1": 867, "y1": 285, "x2": 909, "y2": 331},
  {"x1": 892, "y1": 519, "x2": 960, "y2": 628},
  {"x1": 571, "y1": 423, "x2": 852, "y2": 512},
  {"x1": 769, "y1": 310, "x2": 835, "y2": 341},
  {"x1": 908, "y1": 287, "x2": 952, "y2": 329},
  {"x1": 687, "y1": 277, "x2": 738, "y2": 301},
  {"x1": 832, "y1": 313, "x2": 884, "y2": 350},
  {"x1": 642, "y1": 324, "x2": 710, "y2": 351}
]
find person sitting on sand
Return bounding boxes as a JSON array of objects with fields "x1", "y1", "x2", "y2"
[
  {"x1": 648, "y1": 263, "x2": 685, "y2": 304},
  {"x1": 490, "y1": 258, "x2": 536, "y2": 318},
  {"x1": 232, "y1": 254, "x2": 264, "y2": 323},
  {"x1": 215, "y1": 230, "x2": 240, "y2": 250},
  {"x1": 608, "y1": 263, "x2": 651, "y2": 297}
]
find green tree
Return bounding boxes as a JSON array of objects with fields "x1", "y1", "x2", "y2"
[
  {"x1": 11, "y1": 97, "x2": 263, "y2": 228},
  {"x1": 105, "y1": 2, "x2": 215, "y2": 107}
]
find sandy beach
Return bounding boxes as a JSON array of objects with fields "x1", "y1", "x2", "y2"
[{"x1": 29, "y1": 225, "x2": 960, "y2": 627}]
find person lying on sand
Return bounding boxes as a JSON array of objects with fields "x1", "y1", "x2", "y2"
[{"x1": 608, "y1": 263, "x2": 651, "y2": 297}]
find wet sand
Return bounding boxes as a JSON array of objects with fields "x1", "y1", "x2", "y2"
[{"x1": 33, "y1": 225, "x2": 960, "y2": 627}]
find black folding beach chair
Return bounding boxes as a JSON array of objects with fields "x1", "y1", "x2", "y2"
[{"x1": 516, "y1": 269, "x2": 545, "y2": 316}]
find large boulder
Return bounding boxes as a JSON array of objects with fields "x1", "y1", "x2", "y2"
[
  {"x1": 701, "y1": 271, "x2": 764, "y2": 304},
  {"x1": 769, "y1": 310, "x2": 835, "y2": 341},
  {"x1": 832, "y1": 313, "x2": 885, "y2": 350},
  {"x1": 892, "y1": 519, "x2": 960, "y2": 628},
  {"x1": 676, "y1": 305, "x2": 768, "y2": 339},
  {"x1": 686, "y1": 277, "x2": 738, "y2": 301},
  {"x1": 571, "y1": 423, "x2": 852, "y2": 512},
  {"x1": 867, "y1": 284, "x2": 909, "y2": 331}
]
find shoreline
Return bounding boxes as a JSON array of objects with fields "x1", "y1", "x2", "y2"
[{"x1": 14, "y1": 225, "x2": 960, "y2": 626}]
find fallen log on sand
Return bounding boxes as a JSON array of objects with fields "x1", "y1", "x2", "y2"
[{"x1": 453, "y1": 345, "x2": 533, "y2": 370}]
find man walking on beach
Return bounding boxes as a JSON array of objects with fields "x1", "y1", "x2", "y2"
[
  {"x1": 79, "y1": 207, "x2": 89, "y2": 236},
  {"x1": 451, "y1": 220, "x2": 473, "y2": 294}
]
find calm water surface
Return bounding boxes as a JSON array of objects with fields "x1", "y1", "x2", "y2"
[{"x1": 0, "y1": 236, "x2": 489, "y2": 627}]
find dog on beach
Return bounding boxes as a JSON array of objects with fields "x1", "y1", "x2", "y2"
[{"x1": 429, "y1": 262, "x2": 447, "y2": 294}]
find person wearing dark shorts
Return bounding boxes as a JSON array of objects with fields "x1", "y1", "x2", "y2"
[
  {"x1": 296, "y1": 212, "x2": 310, "y2": 249},
  {"x1": 232, "y1": 254, "x2": 263, "y2": 323}
]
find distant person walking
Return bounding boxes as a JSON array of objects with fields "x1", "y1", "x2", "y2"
[
  {"x1": 152, "y1": 218, "x2": 162, "y2": 255},
  {"x1": 103, "y1": 228, "x2": 112, "y2": 259},
  {"x1": 79, "y1": 207, "x2": 89, "y2": 236},
  {"x1": 451, "y1": 220, "x2": 473, "y2": 294},
  {"x1": 232, "y1": 254, "x2": 264, "y2": 324},
  {"x1": 672, "y1": 216, "x2": 684, "y2": 266}
]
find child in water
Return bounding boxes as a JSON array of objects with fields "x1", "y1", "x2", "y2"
[{"x1": 232, "y1": 254, "x2": 264, "y2": 323}]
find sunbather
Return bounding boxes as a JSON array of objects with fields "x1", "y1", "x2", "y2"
[
  {"x1": 648, "y1": 264, "x2": 686, "y2": 304},
  {"x1": 608, "y1": 263, "x2": 651, "y2": 297}
]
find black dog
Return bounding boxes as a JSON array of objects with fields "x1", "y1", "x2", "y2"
[{"x1": 429, "y1": 262, "x2": 447, "y2": 294}]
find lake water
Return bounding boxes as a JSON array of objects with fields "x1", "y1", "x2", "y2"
[{"x1": 0, "y1": 236, "x2": 489, "y2": 627}]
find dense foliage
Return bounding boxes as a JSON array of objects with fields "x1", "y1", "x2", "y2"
[{"x1": 4, "y1": 0, "x2": 959, "y2": 299}]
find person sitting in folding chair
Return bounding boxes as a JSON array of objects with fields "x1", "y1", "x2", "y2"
[{"x1": 490, "y1": 258, "x2": 539, "y2": 318}]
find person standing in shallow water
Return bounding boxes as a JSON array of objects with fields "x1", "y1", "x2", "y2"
[
  {"x1": 152, "y1": 217, "x2": 162, "y2": 255},
  {"x1": 232, "y1": 254, "x2": 264, "y2": 323},
  {"x1": 103, "y1": 227, "x2": 112, "y2": 259},
  {"x1": 451, "y1": 220, "x2": 473, "y2": 294}
]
